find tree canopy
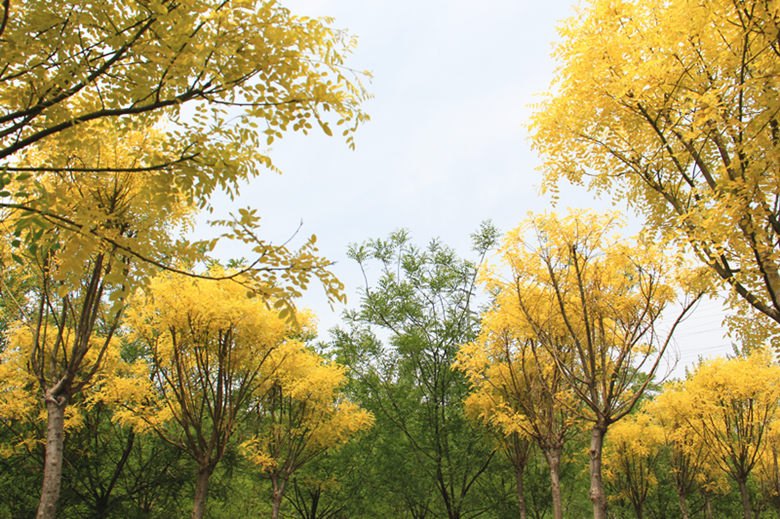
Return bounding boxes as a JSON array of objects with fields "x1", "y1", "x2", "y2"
[
  {"x1": 0, "y1": 0, "x2": 367, "y2": 181},
  {"x1": 531, "y1": 0, "x2": 780, "y2": 343}
]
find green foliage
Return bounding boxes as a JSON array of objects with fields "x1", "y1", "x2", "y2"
[{"x1": 335, "y1": 228, "x2": 500, "y2": 518}]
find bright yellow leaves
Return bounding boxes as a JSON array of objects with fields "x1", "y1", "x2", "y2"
[
  {"x1": 631, "y1": 350, "x2": 780, "y2": 518},
  {"x1": 129, "y1": 271, "x2": 294, "y2": 358},
  {"x1": 122, "y1": 272, "x2": 303, "y2": 436},
  {"x1": 240, "y1": 338, "x2": 372, "y2": 519},
  {"x1": 457, "y1": 210, "x2": 698, "y2": 519},
  {"x1": 603, "y1": 412, "x2": 664, "y2": 510},
  {"x1": 1, "y1": 2, "x2": 369, "y2": 516},
  {"x1": 663, "y1": 351, "x2": 780, "y2": 483},
  {"x1": 0, "y1": 0, "x2": 369, "y2": 175},
  {"x1": 530, "y1": 0, "x2": 780, "y2": 340},
  {"x1": 116, "y1": 272, "x2": 370, "y2": 518},
  {"x1": 242, "y1": 341, "x2": 373, "y2": 470},
  {"x1": 3, "y1": 124, "x2": 193, "y2": 303},
  {"x1": 459, "y1": 209, "x2": 689, "y2": 415},
  {"x1": 0, "y1": 321, "x2": 146, "y2": 452},
  {"x1": 466, "y1": 210, "x2": 689, "y2": 424},
  {"x1": 0, "y1": 329, "x2": 40, "y2": 436},
  {"x1": 120, "y1": 272, "x2": 371, "y2": 519}
]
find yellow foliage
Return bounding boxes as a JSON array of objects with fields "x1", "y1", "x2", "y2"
[
  {"x1": 243, "y1": 340, "x2": 373, "y2": 476},
  {"x1": 603, "y1": 411, "x2": 664, "y2": 503},
  {"x1": 120, "y1": 271, "x2": 301, "y2": 433},
  {"x1": 0, "y1": 0, "x2": 368, "y2": 175},
  {"x1": 654, "y1": 350, "x2": 780, "y2": 486},
  {"x1": 0, "y1": 319, "x2": 149, "y2": 453},
  {"x1": 458, "y1": 210, "x2": 688, "y2": 437},
  {"x1": 5, "y1": 124, "x2": 194, "y2": 288},
  {"x1": 531, "y1": 0, "x2": 780, "y2": 340}
]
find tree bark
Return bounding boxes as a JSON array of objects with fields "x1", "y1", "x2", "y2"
[
  {"x1": 544, "y1": 447, "x2": 564, "y2": 519},
  {"x1": 675, "y1": 483, "x2": 690, "y2": 519},
  {"x1": 589, "y1": 423, "x2": 608, "y2": 519},
  {"x1": 270, "y1": 475, "x2": 287, "y2": 519},
  {"x1": 738, "y1": 475, "x2": 753, "y2": 519},
  {"x1": 36, "y1": 393, "x2": 68, "y2": 519},
  {"x1": 191, "y1": 464, "x2": 214, "y2": 519},
  {"x1": 704, "y1": 490, "x2": 714, "y2": 519},
  {"x1": 513, "y1": 460, "x2": 528, "y2": 519}
]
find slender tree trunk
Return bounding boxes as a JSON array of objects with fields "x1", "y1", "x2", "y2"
[
  {"x1": 704, "y1": 490, "x2": 714, "y2": 519},
  {"x1": 271, "y1": 475, "x2": 287, "y2": 519},
  {"x1": 675, "y1": 483, "x2": 690, "y2": 519},
  {"x1": 589, "y1": 423, "x2": 608, "y2": 519},
  {"x1": 513, "y1": 460, "x2": 528, "y2": 519},
  {"x1": 773, "y1": 448, "x2": 780, "y2": 518},
  {"x1": 309, "y1": 487, "x2": 321, "y2": 519},
  {"x1": 36, "y1": 393, "x2": 67, "y2": 519},
  {"x1": 192, "y1": 464, "x2": 214, "y2": 519},
  {"x1": 738, "y1": 475, "x2": 753, "y2": 519},
  {"x1": 544, "y1": 447, "x2": 564, "y2": 519}
]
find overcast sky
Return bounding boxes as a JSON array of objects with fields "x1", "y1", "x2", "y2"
[{"x1": 206, "y1": 0, "x2": 734, "y2": 377}]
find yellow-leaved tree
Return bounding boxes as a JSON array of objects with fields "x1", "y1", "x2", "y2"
[
  {"x1": 481, "y1": 210, "x2": 699, "y2": 519},
  {"x1": 658, "y1": 350, "x2": 780, "y2": 519},
  {"x1": 0, "y1": 0, "x2": 367, "y2": 179},
  {"x1": 119, "y1": 272, "x2": 308, "y2": 519},
  {"x1": 242, "y1": 342, "x2": 373, "y2": 519},
  {"x1": 0, "y1": 120, "x2": 349, "y2": 519},
  {"x1": 456, "y1": 289, "x2": 579, "y2": 519},
  {"x1": 603, "y1": 411, "x2": 664, "y2": 519},
  {"x1": 0, "y1": 2, "x2": 369, "y2": 516},
  {"x1": 647, "y1": 380, "x2": 724, "y2": 519},
  {"x1": 531, "y1": 0, "x2": 780, "y2": 345},
  {"x1": 0, "y1": 125, "x2": 193, "y2": 519}
]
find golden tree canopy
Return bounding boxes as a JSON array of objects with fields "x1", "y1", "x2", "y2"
[
  {"x1": 531, "y1": 0, "x2": 780, "y2": 338},
  {"x1": 0, "y1": 0, "x2": 368, "y2": 187}
]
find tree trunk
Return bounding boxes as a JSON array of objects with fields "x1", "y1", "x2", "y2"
[
  {"x1": 544, "y1": 447, "x2": 564, "y2": 519},
  {"x1": 191, "y1": 464, "x2": 214, "y2": 519},
  {"x1": 93, "y1": 499, "x2": 108, "y2": 519},
  {"x1": 675, "y1": 483, "x2": 690, "y2": 519},
  {"x1": 738, "y1": 475, "x2": 753, "y2": 519},
  {"x1": 589, "y1": 423, "x2": 608, "y2": 519},
  {"x1": 513, "y1": 459, "x2": 528, "y2": 519},
  {"x1": 271, "y1": 475, "x2": 287, "y2": 519},
  {"x1": 704, "y1": 490, "x2": 714, "y2": 519},
  {"x1": 773, "y1": 448, "x2": 780, "y2": 518},
  {"x1": 36, "y1": 394, "x2": 67, "y2": 519}
]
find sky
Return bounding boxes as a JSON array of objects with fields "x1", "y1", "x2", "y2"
[{"x1": 206, "y1": 0, "x2": 734, "y2": 378}]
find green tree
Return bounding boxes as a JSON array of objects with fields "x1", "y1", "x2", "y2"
[
  {"x1": 335, "y1": 226, "x2": 500, "y2": 519},
  {"x1": 58, "y1": 400, "x2": 190, "y2": 518}
]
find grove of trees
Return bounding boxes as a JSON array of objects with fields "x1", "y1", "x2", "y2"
[{"x1": 1, "y1": 0, "x2": 778, "y2": 517}]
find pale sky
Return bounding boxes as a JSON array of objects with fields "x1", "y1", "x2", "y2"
[{"x1": 206, "y1": 0, "x2": 734, "y2": 378}]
